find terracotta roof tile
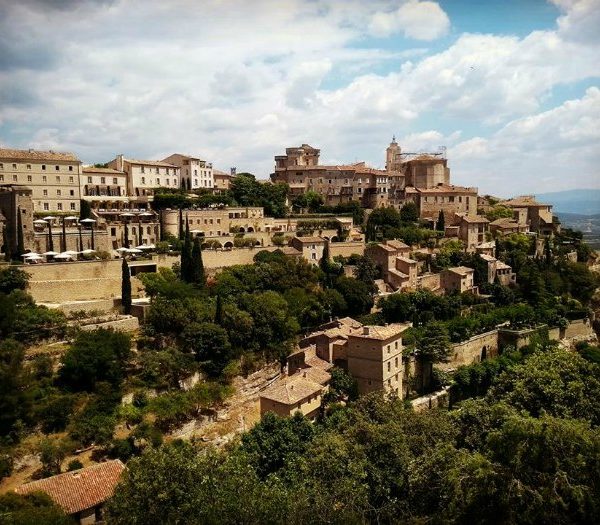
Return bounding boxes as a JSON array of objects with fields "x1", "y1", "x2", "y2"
[
  {"x1": 0, "y1": 148, "x2": 80, "y2": 162},
  {"x1": 15, "y1": 460, "x2": 125, "y2": 515},
  {"x1": 260, "y1": 374, "x2": 324, "y2": 405}
]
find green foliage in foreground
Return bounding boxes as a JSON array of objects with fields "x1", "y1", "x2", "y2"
[
  {"x1": 0, "y1": 492, "x2": 74, "y2": 524},
  {"x1": 106, "y1": 347, "x2": 600, "y2": 525}
]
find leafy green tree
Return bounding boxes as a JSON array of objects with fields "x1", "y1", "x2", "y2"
[
  {"x1": 365, "y1": 206, "x2": 401, "y2": 241},
  {"x1": 138, "y1": 348, "x2": 196, "y2": 390},
  {"x1": 180, "y1": 216, "x2": 192, "y2": 283},
  {"x1": 399, "y1": 202, "x2": 418, "y2": 223},
  {"x1": 182, "y1": 322, "x2": 233, "y2": 376},
  {"x1": 0, "y1": 339, "x2": 29, "y2": 436},
  {"x1": 334, "y1": 276, "x2": 374, "y2": 316},
  {"x1": 0, "y1": 266, "x2": 29, "y2": 294},
  {"x1": 0, "y1": 492, "x2": 74, "y2": 525},
  {"x1": 59, "y1": 329, "x2": 131, "y2": 392},
  {"x1": 38, "y1": 437, "x2": 71, "y2": 477},
  {"x1": 121, "y1": 257, "x2": 131, "y2": 314},
  {"x1": 324, "y1": 367, "x2": 359, "y2": 403},
  {"x1": 353, "y1": 255, "x2": 379, "y2": 290}
]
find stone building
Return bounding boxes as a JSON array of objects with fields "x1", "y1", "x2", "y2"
[
  {"x1": 271, "y1": 144, "x2": 390, "y2": 208},
  {"x1": 405, "y1": 184, "x2": 478, "y2": 222},
  {"x1": 213, "y1": 169, "x2": 234, "y2": 193},
  {"x1": 365, "y1": 240, "x2": 417, "y2": 291},
  {"x1": 0, "y1": 184, "x2": 35, "y2": 254},
  {"x1": 15, "y1": 459, "x2": 125, "y2": 525},
  {"x1": 290, "y1": 236, "x2": 327, "y2": 263},
  {"x1": 501, "y1": 195, "x2": 557, "y2": 235},
  {"x1": 489, "y1": 217, "x2": 529, "y2": 235},
  {"x1": 479, "y1": 254, "x2": 516, "y2": 286},
  {"x1": 454, "y1": 214, "x2": 489, "y2": 251},
  {"x1": 0, "y1": 148, "x2": 82, "y2": 214},
  {"x1": 107, "y1": 155, "x2": 180, "y2": 198},
  {"x1": 81, "y1": 167, "x2": 127, "y2": 199},
  {"x1": 440, "y1": 266, "x2": 476, "y2": 294},
  {"x1": 162, "y1": 153, "x2": 213, "y2": 190}
]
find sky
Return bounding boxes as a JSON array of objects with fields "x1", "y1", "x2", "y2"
[{"x1": 0, "y1": 0, "x2": 598, "y2": 196}]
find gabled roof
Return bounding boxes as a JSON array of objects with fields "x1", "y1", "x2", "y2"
[
  {"x1": 446, "y1": 266, "x2": 474, "y2": 276},
  {"x1": 460, "y1": 215, "x2": 489, "y2": 224},
  {"x1": 386, "y1": 240, "x2": 410, "y2": 250},
  {"x1": 15, "y1": 460, "x2": 125, "y2": 515},
  {"x1": 294, "y1": 236, "x2": 326, "y2": 244},
  {"x1": 260, "y1": 374, "x2": 323, "y2": 405},
  {"x1": 417, "y1": 184, "x2": 477, "y2": 194},
  {"x1": 125, "y1": 158, "x2": 177, "y2": 168},
  {"x1": 0, "y1": 148, "x2": 79, "y2": 162},
  {"x1": 502, "y1": 195, "x2": 549, "y2": 207},
  {"x1": 350, "y1": 323, "x2": 410, "y2": 340}
]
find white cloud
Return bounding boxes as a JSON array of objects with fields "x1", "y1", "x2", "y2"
[{"x1": 370, "y1": 1, "x2": 450, "y2": 41}]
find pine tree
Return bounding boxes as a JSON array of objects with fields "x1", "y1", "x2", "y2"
[
  {"x1": 61, "y1": 219, "x2": 67, "y2": 252},
  {"x1": 121, "y1": 257, "x2": 132, "y2": 314},
  {"x1": 436, "y1": 210, "x2": 445, "y2": 232},
  {"x1": 190, "y1": 236, "x2": 205, "y2": 287},
  {"x1": 16, "y1": 208, "x2": 24, "y2": 256}
]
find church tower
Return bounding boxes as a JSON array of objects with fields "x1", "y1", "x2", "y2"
[{"x1": 385, "y1": 136, "x2": 402, "y2": 172}]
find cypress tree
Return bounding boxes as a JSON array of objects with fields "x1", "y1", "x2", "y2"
[
  {"x1": 544, "y1": 237, "x2": 552, "y2": 266},
  {"x1": 47, "y1": 221, "x2": 54, "y2": 252},
  {"x1": 124, "y1": 223, "x2": 130, "y2": 248},
  {"x1": 78, "y1": 224, "x2": 83, "y2": 252},
  {"x1": 436, "y1": 210, "x2": 445, "y2": 232},
  {"x1": 215, "y1": 293, "x2": 223, "y2": 325},
  {"x1": 319, "y1": 240, "x2": 330, "y2": 273},
  {"x1": 61, "y1": 219, "x2": 67, "y2": 252},
  {"x1": 16, "y1": 208, "x2": 24, "y2": 256},
  {"x1": 181, "y1": 215, "x2": 192, "y2": 282},
  {"x1": 178, "y1": 209, "x2": 184, "y2": 240},
  {"x1": 121, "y1": 257, "x2": 132, "y2": 314},
  {"x1": 190, "y1": 236, "x2": 205, "y2": 287},
  {"x1": 138, "y1": 219, "x2": 143, "y2": 246}
]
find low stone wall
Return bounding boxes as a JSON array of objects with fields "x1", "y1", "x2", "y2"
[
  {"x1": 563, "y1": 318, "x2": 594, "y2": 339},
  {"x1": 329, "y1": 241, "x2": 365, "y2": 258},
  {"x1": 77, "y1": 315, "x2": 139, "y2": 333},
  {"x1": 411, "y1": 387, "x2": 450, "y2": 412},
  {"x1": 45, "y1": 299, "x2": 118, "y2": 315}
]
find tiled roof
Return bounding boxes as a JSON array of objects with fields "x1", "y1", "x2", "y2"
[
  {"x1": 294, "y1": 236, "x2": 326, "y2": 243},
  {"x1": 350, "y1": 323, "x2": 410, "y2": 340},
  {"x1": 305, "y1": 355, "x2": 333, "y2": 372},
  {"x1": 386, "y1": 240, "x2": 410, "y2": 250},
  {"x1": 396, "y1": 256, "x2": 417, "y2": 264},
  {"x1": 502, "y1": 195, "x2": 549, "y2": 207},
  {"x1": 0, "y1": 148, "x2": 79, "y2": 162},
  {"x1": 260, "y1": 374, "x2": 323, "y2": 405},
  {"x1": 460, "y1": 215, "x2": 489, "y2": 223},
  {"x1": 281, "y1": 246, "x2": 302, "y2": 256},
  {"x1": 446, "y1": 266, "x2": 474, "y2": 276},
  {"x1": 82, "y1": 167, "x2": 125, "y2": 175},
  {"x1": 417, "y1": 184, "x2": 477, "y2": 194},
  {"x1": 490, "y1": 218, "x2": 520, "y2": 226},
  {"x1": 125, "y1": 158, "x2": 177, "y2": 168},
  {"x1": 479, "y1": 254, "x2": 496, "y2": 262},
  {"x1": 337, "y1": 317, "x2": 363, "y2": 329},
  {"x1": 15, "y1": 460, "x2": 125, "y2": 515}
]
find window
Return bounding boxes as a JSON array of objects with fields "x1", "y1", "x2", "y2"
[
  {"x1": 111, "y1": 227, "x2": 116, "y2": 236},
  {"x1": 42, "y1": 176, "x2": 47, "y2": 183},
  {"x1": 141, "y1": 177, "x2": 146, "y2": 184},
  {"x1": 387, "y1": 362, "x2": 391, "y2": 372},
  {"x1": 395, "y1": 357, "x2": 398, "y2": 368},
  {"x1": 27, "y1": 164, "x2": 31, "y2": 170},
  {"x1": 43, "y1": 189, "x2": 48, "y2": 196},
  {"x1": 57, "y1": 203, "x2": 62, "y2": 211},
  {"x1": 194, "y1": 169, "x2": 197, "y2": 176},
  {"x1": 68, "y1": 166, "x2": 73, "y2": 172},
  {"x1": 395, "y1": 341, "x2": 398, "y2": 349},
  {"x1": 70, "y1": 190, "x2": 74, "y2": 196},
  {"x1": 42, "y1": 164, "x2": 46, "y2": 170},
  {"x1": 156, "y1": 178, "x2": 160, "y2": 185},
  {"x1": 113, "y1": 178, "x2": 117, "y2": 184},
  {"x1": 12, "y1": 163, "x2": 17, "y2": 169},
  {"x1": 55, "y1": 165, "x2": 60, "y2": 171},
  {"x1": 56, "y1": 176, "x2": 60, "y2": 182},
  {"x1": 69, "y1": 176, "x2": 73, "y2": 182},
  {"x1": 166, "y1": 179, "x2": 170, "y2": 186},
  {"x1": 311, "y1": 253, "x2": 317, "y2": 260},
  {"x1": 43, "y1": 203, "x2": 49, "y2": 211},
  {"x1": 57, "y1": 189, "x2": 61, "y2": 196},
  {"x1": 141, "y1": 166, "x2": 145, "y2": 173},
  {"x1": 12, "y1": 175, "x2": 17, "y2": 182},
  {"x1": 70, "y1": 203, "x2": 76, "y2": 210},
  {"x1": 100, "y1": 177, "x2": 106, "y2": 184},
  {"x1": 0, "y1": 175, "x2": 3, "y2": 181},
  {"x1": 0, "y1": 163, "x2": 3, "y2": 169},
  {"x1": 173, "y1": 177, "x2": 177, "y2": 185},
  {"x1": 155, "y1": 167, "x2": 159, "y2": 174},
  {"x1": 194, "y1": 179, "x2": 198, "y2": 186}
]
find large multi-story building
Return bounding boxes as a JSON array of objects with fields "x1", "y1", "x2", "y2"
[
  {"x1": 81, "y1": 167, "x2": 127, "y2": 199},
  {"x1": 0, "y1": 148, "x2": 82, "y2": 214},
  {"x1": 161, "y1": 153, "x2": 213, "y2": 191},
  {"x1": 501, "y1": 195, "x2": 557, "y2": 235},
  {"x1": 271, "y1": 144, "x2": 390, "y2": 208},
  {"x1": 107, "y1": 155, "x2": 180, "y2": 198}
]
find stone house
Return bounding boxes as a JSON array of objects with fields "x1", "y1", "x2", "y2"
[
  {"x1": 15, "y1": 460, "x2": 125, "y2": 524},
  {"x1": 489, "y1": 217, "x2": 529, "y2": 235},
  {"x1": 479, "y1": 254, "x2": 516, "y2": 286},
  {"x1": 440, "y1": 266, "x2": 476, "y2": 294},
  {"x1": 162, "y1": 153, "x2": 213, "y2": 191},
  {"x1": 455, "y1": 213, "x2": 489, "y2": 252},
  {"x1": 107, "y1": 155, "x2": 180, "y2": 198},
  {"x1": 501, "y1": 195, "x2": 557, "y2": 234},
  {"x1": 365, "y1": 240, "x2": 417, "y2": 291},
  {"x1": 290, "y1": 236, "x2": 326, "y2": 263}
]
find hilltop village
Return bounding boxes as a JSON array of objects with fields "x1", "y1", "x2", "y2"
[{"x1": 1, "y1": 140, "x2": 599, "y2": 524}]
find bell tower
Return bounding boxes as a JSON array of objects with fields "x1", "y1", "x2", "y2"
[{"x1": 385, "y1": 136, "x2": 401, "y2": 172}]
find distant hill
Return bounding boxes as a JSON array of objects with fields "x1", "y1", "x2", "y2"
[{"x1": 536, "y1": 189, "x2": 600, "y2": 215}]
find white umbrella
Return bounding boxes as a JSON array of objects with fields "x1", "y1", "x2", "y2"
[
  {"x1": 63, "y1": 250, "x2": 79, "y2": 256},
  {"x1": 146, "y1": 243, "x2": 156, "y2": 249},
  {"x1": 34, "y1": 219, "x2": 48, "y2": 224},
  {"x1": 139, "y1": 212, "x2": 154, "y2": 216},
  {"x1": 120, "y1": 212, "x2": 135, "y2": 217},
  {"x1": 42, "y1": 251, "x2": 59, "y2": 256},
  {"x1": 25, "y1": 254, "x2": 43, "y2": 260},
  {"x1": 80, "y1": 218, "x2": 96, "y2": 223},
  {"x1": 42, "y1": 216, "x2": 55, "y2": 221},
  {"x1": 135, "y1": 244, "x2": 152, "y2": 250},
  {"x1": 64, "y1": 215, "x2": 78, "y2": 220},
  {"x1": 127, "y1": 248, "x2": 143, "y2": 254},
  {"x1": 54, "y1": 253, "x2": 72, "y2": 259},
  {"x1": 21, "y1": 252, "x2": 40, "y2": 257},
  {"x1": 81, "y1": 249, "x2": 96, "y2": 254},
  {"x1": 116, "y1": 247, "x2": 129, "y2": 252}
]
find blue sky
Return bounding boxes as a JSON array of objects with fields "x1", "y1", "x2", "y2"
[{"x1": 0, "y1": 0, "x2": 598, "y2": 196}]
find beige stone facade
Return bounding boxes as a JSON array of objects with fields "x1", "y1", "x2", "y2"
[
  {"x1": 0, "y1": 148, "x2": 82, "y2": 214},
  {"x1": 0, "y1": 184, "x2": 35, "y2": 254},
  {"x1": 365, "y1": 240, "x2": 417, "y2": 291},
  {"x1": 454, "y1": 213, "x2": 489, "y2": 251},
  {"x1": 479, "y1": 254, "x2": 516, "y2": 286},
  {"x1": 501, "y1": 195, "x2": 557, "y2": 234},
  {"x1": 81, "y1": 167, "x2": 127, "y2": 200},
  {"x1": 212, "y1": 169, "x2": 234, "y2": 193},
  {"x1": 290, "y1": 236, "x2": 327, "y2": 263},
  {"x1": 107, "y1": 155, "x2": 180, "y2": 198},
  {"x1": 162, "y1": 153, "x2": 213, "y2": 190},
  {"x1": 440, "y1": 266, "x2": 476, "y2": 294}
]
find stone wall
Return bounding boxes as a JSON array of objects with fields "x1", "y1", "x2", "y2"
[
  {"x1": 563, "y1": 318, "x2": 595, "y2": 339},
  {"x1": 438, "y1": 330, "x2": 499, "y2": 371},
  {"x1": 411, "y1": 387, "x2": 450, "y2": 412},
  {"x1": 329, "y1": 241, "x2": 365, "y2": 258},
  {"x1": 77, "y1": 315, "x2": 140, "y2": 332}
]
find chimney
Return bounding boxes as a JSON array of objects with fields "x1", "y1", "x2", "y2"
[
  {"x1": 363, "y1": 326, "x2": 370, "y2": 336},
  {"x1": 116, "y1": 154, "x2": 124, "y2": 172}
]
